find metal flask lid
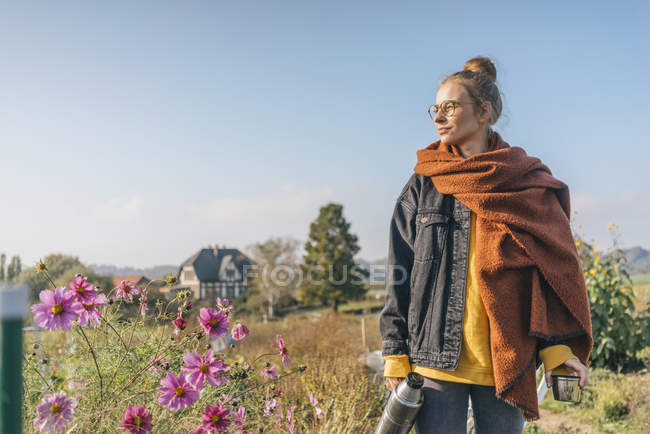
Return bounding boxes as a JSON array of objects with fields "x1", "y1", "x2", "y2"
[{"x1": 395, "y1": 372, "x2": 424, "y2": 405}]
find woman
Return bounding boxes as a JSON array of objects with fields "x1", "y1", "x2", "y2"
[{"x1": 379, "y1": 57, "x2": 593, "y2": 433}]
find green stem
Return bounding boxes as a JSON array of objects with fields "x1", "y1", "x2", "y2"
[
  {"x1": 100, "y1": 315, "x2": 129, "y2": 350},
  {"x1": 113, "y1": 330, "x2": 196, "y2": 397},
  {"x1": 23, "y1": 354, "x2": 52, "y2": 391},
  {"x1": 41, "y1": 270, "x2": 57, "y2": 290},
  {"x1": 76, "y1": 326, "x2": 103, "y2": 400},
  {"x1": 232, "y1": 368, "x2": 301, "y2": 399}
]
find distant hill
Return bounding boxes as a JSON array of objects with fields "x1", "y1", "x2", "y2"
[
  {"x1": 623, "y1": 246, "x2": 650, "y2": 275},
  {"x1": 90, "y1": 264, "x2": 178, "y2": 280}
]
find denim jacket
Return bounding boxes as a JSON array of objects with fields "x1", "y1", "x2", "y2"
[{"x1": 379, "y1": 174, "x2": 561, "y2": 369}]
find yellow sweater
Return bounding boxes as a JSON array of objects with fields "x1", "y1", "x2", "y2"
[{"x1": 384, "y1": 211, "x2": 576, "y2": 383}]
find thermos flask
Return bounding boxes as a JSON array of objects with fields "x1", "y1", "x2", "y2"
[{"x1": 374, "y1": 372, "x2": 424, "y2": 434}]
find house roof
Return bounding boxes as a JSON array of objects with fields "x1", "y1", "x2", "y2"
[
  {"x1": 113, "y1": 275, "x2": 149, "y2": 287},
  {"x1": 179, "y1": 248, "x2": 254, "y2": 282}
]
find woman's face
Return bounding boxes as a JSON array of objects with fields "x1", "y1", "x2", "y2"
[{"x1": 434, "y1": 81, "x2": 489, "y2": 147}]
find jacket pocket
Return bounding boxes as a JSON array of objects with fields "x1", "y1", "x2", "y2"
[{"x1": 413, "y1": 212, "x2": 451, "y2": 263}]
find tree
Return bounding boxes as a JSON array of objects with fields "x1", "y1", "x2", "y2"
[
  {"x1": 6, "y1": 255, "x2": 21, "y2": 281},
  {"x1": 245, "y1": 237, "x2": 300, "y2": 319},
  {"x1": 299, "y1": 203, "x2": 368, "y2": 311},
  {"x1": 17, "y1": 253, "x2": 114, "y2": 302},
  {"x1": 0, "y1": 253, "x2": 5, "y2": 281}
]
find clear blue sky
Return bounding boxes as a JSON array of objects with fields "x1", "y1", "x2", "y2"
[{"x1": 1, "y1": 1, "x2": 648, "y2": 268}]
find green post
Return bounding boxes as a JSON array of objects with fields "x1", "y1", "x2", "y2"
[{"x1": 0, "y1": 285, "x2": 27, "y2": 434}]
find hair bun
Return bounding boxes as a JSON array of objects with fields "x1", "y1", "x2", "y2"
[{"x1": 463, "y1": 56, "x2": 497, "y2": 83}]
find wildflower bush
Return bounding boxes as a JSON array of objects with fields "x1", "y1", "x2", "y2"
[
  {"x1": 573, "y1": 223, "x2": 650, "y2": 371},
  {"x1": 22, "y1": 262, "x2": 336, "y2": 433}
]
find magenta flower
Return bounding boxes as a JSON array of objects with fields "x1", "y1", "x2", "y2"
[
  {"x1": 287, "y1": 405, "x2": 296, "y2": 434},
  {"x1": 183, "y1": 299, "x2": 193, "y2": 311},
  {"x1": 277, "y1": 334, "x2": 292, "y2": 367},
  {"x1": 158, "y1": 372, "x2": 198, "y2": 411},
  {"x1": 260, "y1": 364, "x2": 278, "y2": 380},
  {"x1": 120, "y1": 405, "x2": 153, "y2": 434},
  {"x1": 231, "y1": 323, "x2": 249, "y2": 341},
  {"x1": 33, "y1": 390, "x2": 77, "y2": 433},
  {"x1": 181, "y1": 350, "x2": 230, "y2": 390},
  {"x1": 77, "y1": 293, "x2": 107, "y2": 328},
  {"x1": 31, "y1": 287, "x2": 84, "y2": 331},
  {"x1": 216, "y1": 297, "x2": 232, "y2": 315},
  {"x1": 199, "y1": 308, "x2": 229, "y2": 339},
  {"x1": 308, "y1": 393, "x2": 323, "y2": 420},
  {"x1": 201, "y1": 403, "x2": 231, "y2": 432},
  {"x1": 173, "y1": 308, "x2": 188, "y2": 331},
  {"x1": 116, "y1": 280, "x2": 141, "y2": 303},
  {"x1": 69, "y1": 274, "x2": 97, "y2": 304}
]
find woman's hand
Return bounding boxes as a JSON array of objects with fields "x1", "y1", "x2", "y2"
[
  {"x1": 385, "y1": 377, "x2": 403, "y2": 391},
  {"x1": 545, "y1": 358, "x2": 589, "y2": 392}
]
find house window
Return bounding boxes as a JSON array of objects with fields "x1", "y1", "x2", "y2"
[{"x1": 223, "y1": 261, "x2": 239, "y2": 282}]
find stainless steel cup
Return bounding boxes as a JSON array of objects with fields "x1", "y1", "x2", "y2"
[{"x1": 551, "y1": 374, "x2": 581, "y2": 402}]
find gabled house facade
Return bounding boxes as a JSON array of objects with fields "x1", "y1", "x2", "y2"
[{"x1": 178, "y1": 247, "x2": 253, "y2": 300}]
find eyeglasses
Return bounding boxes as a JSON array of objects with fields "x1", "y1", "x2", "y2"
[{"x1": 428, "y1": 100, "x2": 474, "y2": 120}]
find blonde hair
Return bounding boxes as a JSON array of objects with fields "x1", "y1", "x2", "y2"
[{"x1": 441, "y1": 56, "x2": 503, "y2": 126}]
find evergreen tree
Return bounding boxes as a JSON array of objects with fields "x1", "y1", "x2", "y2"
[
  {"x1": 0, "y1": 253, "x2": 5, "y2": 281},
  {"x1": 299, "y1": 203, "x2": 368, "y2": 311}
]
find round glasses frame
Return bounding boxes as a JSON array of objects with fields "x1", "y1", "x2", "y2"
[{"x1": 428, "y1": 100, "x2": 475, "y2": 121}]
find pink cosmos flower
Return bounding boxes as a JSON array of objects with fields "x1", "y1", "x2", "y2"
[
  {"x1": 31, "y1": 287, "x2": 84, "y2": 331},
  {"x1": 120, "y1": 405, "x2": 153, "y2": 434},
  {"x1": 277, "y1": 334, "x2": 292, "y2": 367},
  {"x1": 69, "y1": 274, "x2": 98, "y2": 304},
  {"x1": 232, "y1": 406, "x2": 247, "y2": 432},
  {"x1": 139, "y1": 292, "x2": 149, "y2": 319},
  {"x1": 308, "y1": 393, "x2": 323, "y2": 420},
  {"x1": 181, "y1": 349, "x2": 230, "y2": 390},
  {"x1": 287, "y1": 405, "x2": 296, "y2": 434},
  {"x1": 183, "y1": 299, "x2": 193, "y2": 311},
  {"x1": 173, "y1": 308, "x2": 188, "y2": 331},
  {"x1": 33, "y1": 390, "x2": 77, "y2": 433},
  {"x1": 201, "y1": 403, "x2": 231, "y2": 432},
  {"x1": 263, "y1": 398, "x2": 279, "y2": 417},
  {"x1": 216, "y1": 297, "x2": 232, "y2": 315},
  {"x1": 158, "y1": 372, "x2": 198, "y2": 411},
  {"x1": 231, "y1": 323, "x2": 249, "y2": 341},
  {"x1": 199, "y1": 308, "x2": 229, "y2": 339},
  {"x1": 147, "y1": 354, "x2": 169, "y2": 376},
  {"x1": 260, "y1": 364, "x2": 278, "y2": 380},
  {"x1": 77, "y1": 293, "x2": 107, "y2": 328},
  {"x1": 116, "y1": 280, "x2": 141, "y2": 303}
]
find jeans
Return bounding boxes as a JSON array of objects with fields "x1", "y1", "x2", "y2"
[{"x1": 414, "y1": 377, "x2": 524, "y2": 434}]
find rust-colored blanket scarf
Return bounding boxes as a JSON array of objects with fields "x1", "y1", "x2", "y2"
[{"x1": 413, "y1": 130, "x2": 593, "y2": 420}]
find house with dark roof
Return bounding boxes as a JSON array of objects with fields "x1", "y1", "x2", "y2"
[{"x1": 178, "y1": 247, "x2": 254, "y2": 300}]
